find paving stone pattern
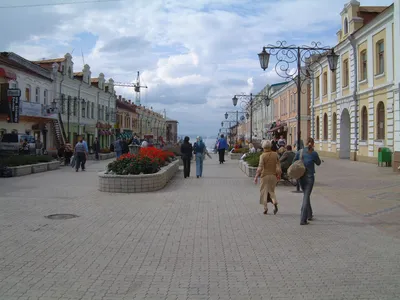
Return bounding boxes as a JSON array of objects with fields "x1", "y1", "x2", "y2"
[{"x1": 0, "y1": 157, "x2": 399, "y2": 300}]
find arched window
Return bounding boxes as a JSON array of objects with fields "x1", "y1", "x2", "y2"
[
  {"x1": 361, "y1": 106, "x2": 368, "y2": 140},
  {"x1": 332, "y1": 113, "x2": 337, "y2": 141},
  {"x1": 316, "y1": 116, "x2": 320, "y2": 140},
  {"x1": 323, "y1": 113, "x2": 328, "y2": 140},
  {"x1": 25, "y1": 84, "x2": 31, "y2": 102},
  {"x1": 344, "y1": 17, "x2": 348, "y2": 34},
  {"x1": 376, "y1": 102, "x2": 385, "y2": 140},
  {"x1": 68, "y1": 67, "x2": 72, "y2": 78},
  {"x1": 35, "y1": 87, "x2": 40, "y2": 103}
]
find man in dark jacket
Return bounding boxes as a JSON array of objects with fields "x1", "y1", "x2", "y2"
[
  {"x1": 279, "y1": 145, "x2": 295, "y2": 174},
  {"x1": 180, "y1": 136, "x2": 193, "y2": 178}
]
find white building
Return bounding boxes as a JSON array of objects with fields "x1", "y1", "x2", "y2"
[
  {"x1": 33, "y1": 53, "x2": 117, "y2": 150},
  {"x1": 310, "y1": 1, "x2": 396, "y2": 166},
  {"x1": 0, "y1": 52, "x2": 57, "y2": 149}
]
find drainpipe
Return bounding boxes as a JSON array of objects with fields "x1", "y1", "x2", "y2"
[
  {"x1": 311, "y1": 76, "x2": 315, "y2": 139},
  {"x1": 77, "y1": 81, "x2": 83, "y2": 135},
  {"x1": 348, "y1": 34, "x2": 358, "y2": 161},
  {"x1": 59, "y1": 72, "x2": 65, "y2": 142}
]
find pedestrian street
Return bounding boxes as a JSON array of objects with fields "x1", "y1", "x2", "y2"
[{"x1": 0, "y1": 155, "x2": 399, "y2": 300}]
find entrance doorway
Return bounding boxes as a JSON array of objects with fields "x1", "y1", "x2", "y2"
[{"x1": 339, "y1": 108, "x2": 351, "y2": 159}]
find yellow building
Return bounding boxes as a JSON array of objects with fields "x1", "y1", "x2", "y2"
[{"x1": 311, "y1": 1, "x2": 395, "y2": 164}]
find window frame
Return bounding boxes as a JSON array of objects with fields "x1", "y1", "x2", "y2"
[
  {"x1": 376, "y1": 101, "x2": 385, "y2": 140},
  {"x1": 25, "y1": 85, "x2": 31, "y2": 102},
  {"x1": 360, "y1": 50, "x2": 367, "y2": 81},
  {"x1": 316, "y1": 116, "x2": 320, "y2": 140},
  {"x1": 376, "y1": 40, "x2": 385, "y2": 75},
  {"x1": 332, "y1": 113, "x2": 337, "y2": 141},
  {"x1": 323, "y1": 113, "x2": 328, "y2": 140},
  {"x1": 361, "y1": 106, "x2": 368, "y2": 141},
  {"x1": 343, "y1": 59, "x2": 349, "y2": 87}
]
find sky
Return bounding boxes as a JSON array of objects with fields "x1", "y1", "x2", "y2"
[{"x1": 0, "y1": 0, "x2": 393, "y2": 137}]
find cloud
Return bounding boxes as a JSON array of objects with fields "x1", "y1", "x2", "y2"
[{"x1": 2, "y1": 0, "x2": 392, "y2": 136}]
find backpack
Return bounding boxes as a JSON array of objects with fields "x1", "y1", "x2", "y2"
[{"x1": 287, "y1": 149, "x2": 306, "y2": 180}]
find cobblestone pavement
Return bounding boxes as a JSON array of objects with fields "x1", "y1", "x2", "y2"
[
  {"x1": 314, "y1": 157, "x2": 400, "y2": 238},
  {"x1": 0, "y1": 156, "x2": 399, "y2": 300}
]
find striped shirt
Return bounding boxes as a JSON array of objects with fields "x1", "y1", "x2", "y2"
[{"x1": 75, "y1": 142, "x2": 86, "y2": 153}]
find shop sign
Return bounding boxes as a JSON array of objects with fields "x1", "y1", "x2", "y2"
[
  {"x1": 7, "y1": 88, "x2": 21, "y2": 123},
  {"x1": 96, "y1": 122, "x2": 112, "y2": 129},
  {"x1": 20, "y1": 101, "x2": 43, "y2": 118}
]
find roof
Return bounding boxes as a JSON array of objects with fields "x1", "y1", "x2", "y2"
[
  {"x1": 359, "y1": 6, "x2": 387, "y2": 14},
  {"x1": 73, "y1": 72, "x2": 83, "y2": 77},
  {"x1": 91, "y1": 78, "x2": 99, "y2": 83},
  {"x1": 31, "y1": 57, "x2": 65, "y2": 64},
  {"x1": 0, "y1": 52, "x2": 53, "y2": 80}
]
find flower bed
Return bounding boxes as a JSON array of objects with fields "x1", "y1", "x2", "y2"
[
  {"x1": 239, "y1": 152, "x2": 261, "y2": 177},
  {"x1": 98, "y1": 148, "x2": 178, "y2": 193}
]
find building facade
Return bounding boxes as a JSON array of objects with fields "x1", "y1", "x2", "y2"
[
  {"x1": 136, "y1": 106, "x2": 166, "y2": 142},
  {"x1": 0, "y1": 52, "x2": 57, "y2": 149},
  {"x1": 116, "y1": 97, "x2": 139, "y2": 140},
  {"x1": 311, "y1": 1, "x2": 396, "y2": 165},
  {"x1": 33, "y1": 53, "x2": 117, "y2": 150},
  {"x1": 166, "y1": 119, "x2": 178, "y2": 144},
  {"x1": 393, "y1": 0, "x2": 400, "y2": 171}
]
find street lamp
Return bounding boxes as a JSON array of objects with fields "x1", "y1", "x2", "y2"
[
  {"x1": 224, "y1": 112, "x2": 228, "y2": 120},
  {"x1": 232, "y1": 94, "x2": 270, "y2": 143},
  {"x1": 258, "y1": 41, "x2": 338, "y2": 150},
  {"x1": 258, "y1": 40, "x2": 338, "y2": 191}
]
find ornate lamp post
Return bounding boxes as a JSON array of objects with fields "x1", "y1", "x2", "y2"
[
  {"x1": 257, "y1": 41, "x2": 339, "y2": 150},
  {"x1": 232, "y1": 94, "x2": 271, "y2": 143},
  {"x1": 258, "y1": 41, "x2": 338, "y2": 192}
]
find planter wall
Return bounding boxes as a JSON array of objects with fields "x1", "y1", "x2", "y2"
[
  {"x1": 229, "y1": 152, "x2": 243, "y2": 160},
  {"x1": 47, "y1": 160, "x2": 60, "y2": 171},
  {"x1": 8, "y1": 160, "x2": 60, "y2": 177},
  {"x1": 32, "y1": 163, "x2": 48, "y2": 174},
  {"x1": 11, "y1": 165, "x2": 32, "y2": 177},
  {"x1": 239, "y1": 160, "x2": 257, "y2": 177},
  {"x1": 98, "y1": 159, "x2": 180, "y2": 193}
]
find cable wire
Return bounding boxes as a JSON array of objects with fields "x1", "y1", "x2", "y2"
[{"x1": 0, "y1": 0, "x2": 123, "y2": 9}]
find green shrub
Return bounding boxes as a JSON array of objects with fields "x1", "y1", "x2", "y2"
[
  {"x1": 244, "y1": 152, "x2": 261, "y2": 167},
  {"x1": 233, "y1": 147, "x2": 249, "y2": 154},
  {"x1": 0, "y1": 155, "x2": 53, "y2": 167}
]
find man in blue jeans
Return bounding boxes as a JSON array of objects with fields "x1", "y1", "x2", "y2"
[
  {"x1": 114, "y1": 138, "x2": 122, "y2": 159},
  {"x1": 74, "y1": 136, "x2": 88, "y2": 172}
]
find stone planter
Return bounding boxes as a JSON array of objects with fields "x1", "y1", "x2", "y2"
[
  {"x1": 98, "y1": 159, "x2": 180, "y2": 193},
  {"x1": 229, "y1": 152, "x2": 243, "y2": 160},
  {"x1": 32, "y1": 163, "x2": 48, "y2": 174},
  {"x1": 47, "y1": 160, "x2": 61, "y2": 171},
  {"x1": 87, "y1": 152, "x2": 115, "y2": 160},
  {"x1": 239, "y1": 161, "x2": 257, "y2": 177},
  {"x1": 10, "y1": 165, "x2": 32, "y2": 177}
]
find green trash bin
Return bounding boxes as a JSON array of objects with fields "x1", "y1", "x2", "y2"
[{"x1": 378, "y1": 147, "x2": 392, "y2": 167}]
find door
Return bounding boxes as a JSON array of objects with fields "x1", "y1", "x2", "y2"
[{"x1": 339, "y1": 109, "x2": 351, "y2": 159}]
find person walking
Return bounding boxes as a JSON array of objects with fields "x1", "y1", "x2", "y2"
[
  {"x1": 180, "y1": 136, "x2": 193, "y2": 178},
  {"x1": 217, "y1": 134, "x2": 228, "y2": 164},
  {"x1": 193, "y1": 136, "x2": 211, "y2": 178},
  {"x1": 279, "y1": 145, "x2": 295, "y2": 174},
  {"x1": 74, "y1": 137, "x2": 88, "y2": 172},
  {"x1": 293, "y1": 137, "x2": 321, "y2": 225},
  {"x1": 114, "y1": 138, "x2": 122, "y2": 159},
  {"x1": 93, "y1": 137, "x2": 100, "y2": 160},
  {"x1": 254, "y1": 140, "x2": 281, "y2": 215}
]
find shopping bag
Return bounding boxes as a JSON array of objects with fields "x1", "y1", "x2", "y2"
[{"x1": 70, "y1": 155, "x2": 76, "y2": 168}]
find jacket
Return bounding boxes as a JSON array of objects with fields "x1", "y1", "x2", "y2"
[{"x1": 180, "y1": 142, "x2": 193, "y2": 159}]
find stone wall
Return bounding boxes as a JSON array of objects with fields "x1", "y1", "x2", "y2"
[
  {"x1": 239, "y1": 160, "x2": 257, "y2": 177},
  {"x1": 98, "y1": 159, "x2": 180, "y2": 193},
  {"x1": 229, "y1": 152, "x2": 242, "y2": 160},
  {"x1": 9, "y1": 161, "x2": 60, "y2": 177}
]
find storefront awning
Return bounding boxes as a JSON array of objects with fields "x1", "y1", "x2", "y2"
[
  {"x1": 267, "y1": 125, "x2": 285, "y2": 133},
  {"x1": 0, "y1": 68, "x2": 17, "y2": 80}
]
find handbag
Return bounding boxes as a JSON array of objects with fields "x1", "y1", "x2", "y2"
[{"x1": 287, "y1": 149, "x2": 306, "y2": 179}]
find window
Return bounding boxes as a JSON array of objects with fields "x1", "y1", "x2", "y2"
[
  {"x1": 360, "y1": 50, "x2": 367, "y2": 81},
  {"x1": 91, "y1": 103, "x2": 94, "y2": 118},
  {"x1": 344, "y1": 17, "x2": 348, "y2": 34},
  {"x1": 376, "y1": 40, "x2": 385, "y2": 75},
  {"x1": 86, "y1": 101, "x2": 90, "y2": 118},
  {"x1": 315, "y1": 77, "x2": 320, "y2": 97},
  {"x1": 316, "y1": 116, "x2": 320, "y2": 140},
  {"x1": 82, "y1": 100, "x2": 86, "y2": 118},
  {"x1": 44, "y1": 89, "x2": 48, "y2": 105},
  {"x1": 25, "y1": 85, "x2": 31, "y2": 102},
  {"x1": 331, "y1": 70, "x2": 337, "y2": 92},
  {"x1": 67, "y1": 96, "x2": 72, "y2": 114},
  {"x1": 323, "y1": 113, "x2": 328, "y2": 140},
  {"x1": 61, "y1": 94, "x2": 65, "y2": 114},
  {"x1": 343, "y1": 59, "x2": 349, "y2": 87},
  {"x1": 361, "y1": 106, "x2": 368, "y2": 140},
  {"x1": 376, "y1": 101, "x2": 385, "y2": 140},
  {"x1": 323, "y1": 72, "x2": 327, "y2": 95},
  {"x1": 35, "y1": 87, "x2": 40, "y2": 103},
  {"x1": 73, "y1": 97, "x2": 77, "y2": 116},
  {"x1": 332, "y1": 113, "x2": 337, "y2": 141},
  {"x1": 68, "y1": 67, "x2": 72, "y2": 78}
]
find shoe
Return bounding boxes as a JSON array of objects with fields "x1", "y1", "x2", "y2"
[
  {"x1": 197, "y1": 176, "x2": 199, "y2": 178},
  {"x1": 263, "y1": 209, "x2": 268, "y2": 215},
  {"x1": 273, "y1": 204, "x2": 278, "y2": 215},
  {"x1": 308, "y1": 216, "x2": 314, "y2": 221},
  {"x1": 76, "y1": 170, "x2": 78, "y2": 172},
  {"x1": 300, "y1": 222, "x2": 309, "y2": 225}
]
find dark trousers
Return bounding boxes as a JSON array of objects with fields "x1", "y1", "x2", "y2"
[
  {"x1": 182, "y1": 157, "x2": 191, "y2": 178},
  {"x1": 299, "y1": 175, "x2": 315, "y2": 223},
  {"x1": 95, "y1": 151, "x2": 99, "y2": 160},
  {"x1": 75, "y1": 152, "x2": 86, "y2": 171},
  {"x1": 218, "y1": 149, "x2": 225, "y2": 163}
]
